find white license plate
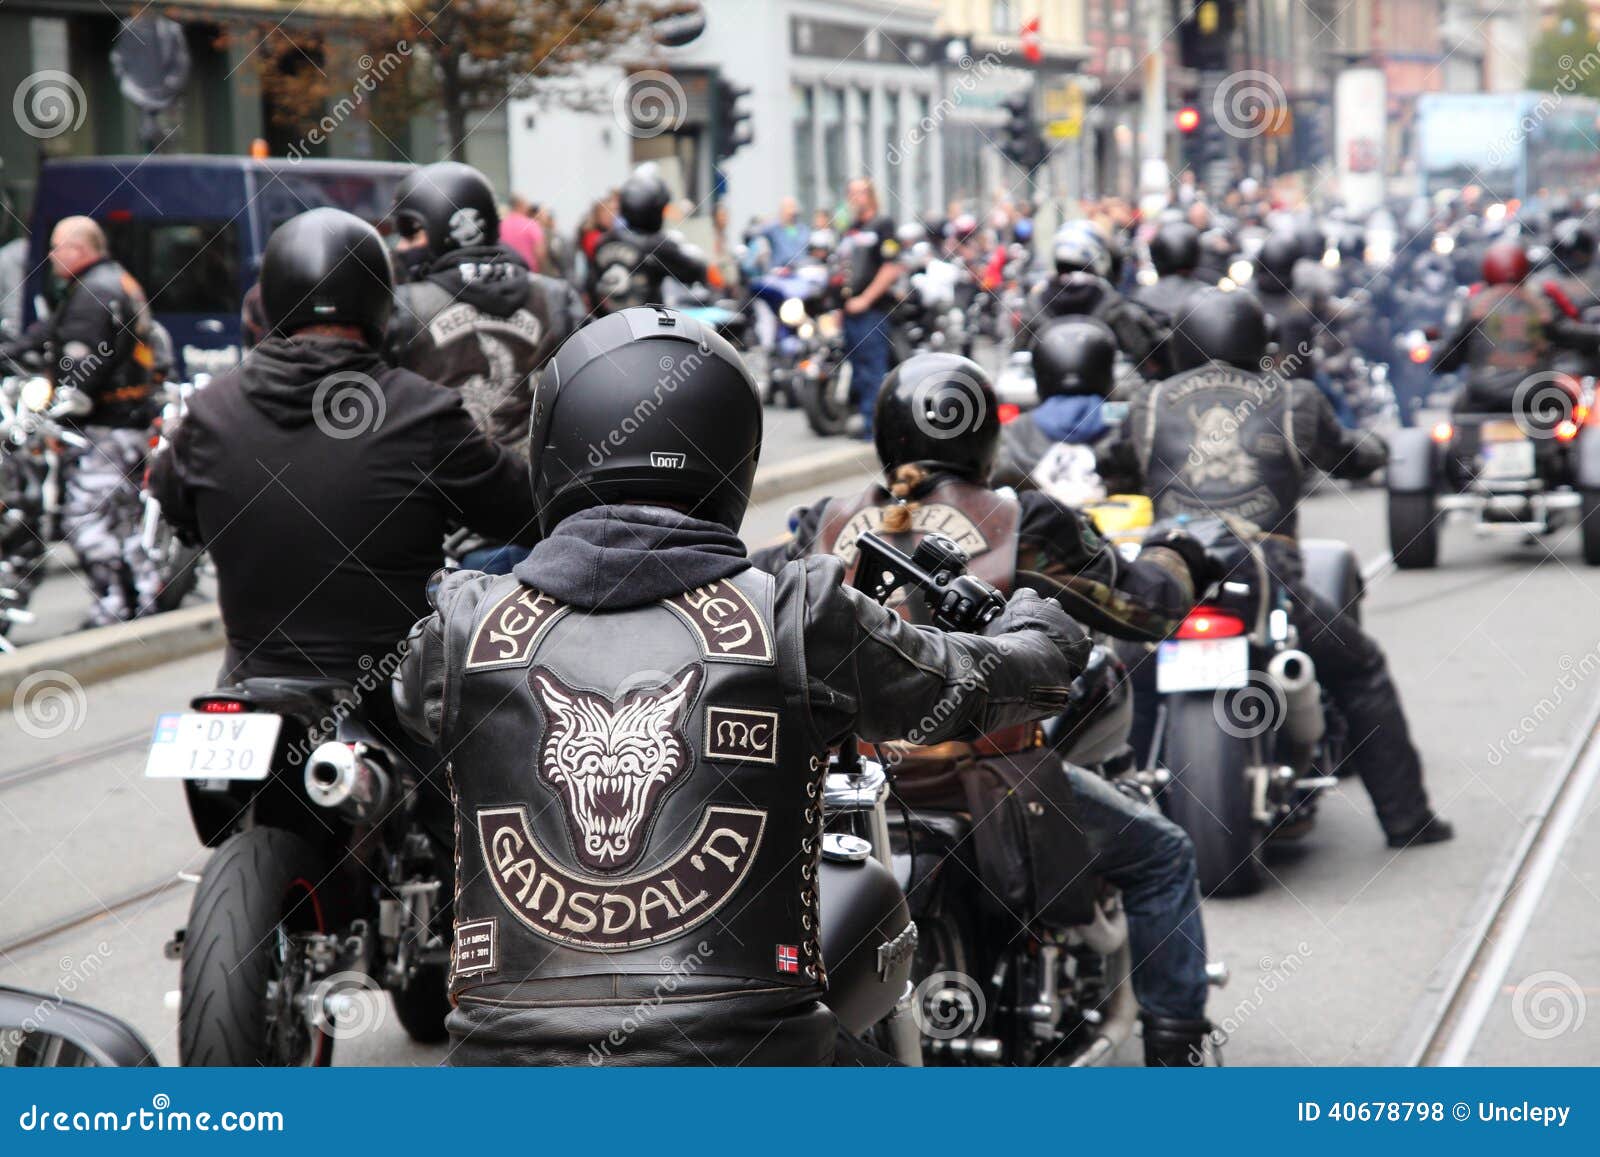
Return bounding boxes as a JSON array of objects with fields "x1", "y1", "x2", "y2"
[
  {"x1": 1479, "y1": 440, "x2": 1535, "y2": 480},
  {"x1": 1156, "y1": 638, "x2": 1250, "y2": 693},
  {"x1": 145, "y1": 712, "x2": 282, "y2": 780}
]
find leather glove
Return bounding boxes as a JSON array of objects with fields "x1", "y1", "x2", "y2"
[
  {"x1": 983, "y1": 587, "x2": 1091, "y2": 683},
  {"x1": 1142, "y1": 527, "x2": 1225, "y2": 595}
]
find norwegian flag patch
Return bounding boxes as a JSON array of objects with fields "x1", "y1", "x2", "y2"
[{"x1": 776, "y1": 944, "x2": 799, "y2": 974}]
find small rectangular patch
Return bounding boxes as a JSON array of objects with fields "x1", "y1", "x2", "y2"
[
  {"x1": 705, "y1": 706, "x2": 779, "y2": 764},
  {"x1": 452, "y1": 918, "x2": 499, "y2": 978},
  {"x1": 776, "y1": 944, "x2": 799, "y2": 974}
]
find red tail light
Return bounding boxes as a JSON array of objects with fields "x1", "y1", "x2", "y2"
[
  {"x1": 997, "y1": 403, "x2": 1021, "y2": 424},
  {"x1": 197, "y1": 700, "x2": 245, "y2": 713},
  {"x1": 1175, "y1": 606, "x2": 1247, "y2": 640},
  {"x1": 1409, "y1": 343, "x2": 1431, "y2": 364}
]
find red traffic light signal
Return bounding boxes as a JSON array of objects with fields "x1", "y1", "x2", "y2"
[{"x1": 1175, "y1": 106, "x2": 1201, "y2": 133}]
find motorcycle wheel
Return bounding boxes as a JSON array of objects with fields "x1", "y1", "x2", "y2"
[
  {"x1": 1158, "y1": 694, "x2": 1263, "y2": 897},
  {"x1": 1582, "y1": 491, "x2": 1600, "y2": 566},
  {"x1": 800, "y1": 365, "x2": 854, "y2": 437},
  {"x1": 390, "y1": 964, "x2": 451, "y2": 1044},
  {"x1": 1387, "y1": 491, "x2": 1440, "y2": 569},
  {"x1": 179, "y1": 827, "x2": 336, "y2": 1067},
  {"x1": 154, "y1": 541, "x2": 205, "y2": 613}
]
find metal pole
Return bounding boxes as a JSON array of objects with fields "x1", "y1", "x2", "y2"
[{"x1": 1139, "y1": 0, "x2": 1170, "y2": 213}]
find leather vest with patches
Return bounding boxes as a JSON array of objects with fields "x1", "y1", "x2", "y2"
[
  {"x1": 1467, "y1": 284, "x2": 1548, "y2": 376},
  {"x1": 814, "y1": 477, "x2": 1020, "y2": 616},
  {"x1": 441, "y1": 569, "x2": 825, "y2": 1002},
  {"x1": 1140, "y1": 363, "x2": 1302, "y2": 538},
  {"x1": 394, "y1": 277, "x2": 555, "y2": 456}
]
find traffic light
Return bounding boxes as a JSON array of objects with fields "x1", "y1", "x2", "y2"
[
  {"x1": 1176, "y1": 0, "x2": 1236, "y2": 71},
  {"x1": 1175, "y1": 106, "x2": 1201, "y2": 134},
  {"x1": 1000, "y1": 92, "x2": 1045, "y2": 172},
  {"x1": 713, "y1": 76, "x2": 753, "y2": 162}
]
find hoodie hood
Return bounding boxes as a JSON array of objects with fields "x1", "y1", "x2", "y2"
[
  {"x1": 425, "y1": 244, "x2": 531, "y2": 318},
  {"x1": 239, "y1": 336, "x2": 386, "y2": 428},
  {"x1": 1030, "y1": 394, "x2": 1108, "y2": 444},
  {"x1": 514, "y1": 504, "x2": 749, "y2": 611}
]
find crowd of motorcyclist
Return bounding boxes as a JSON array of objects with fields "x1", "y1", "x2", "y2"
[{"x1": 13, "y1": 152, "x2": 1600, "y2": 1068}]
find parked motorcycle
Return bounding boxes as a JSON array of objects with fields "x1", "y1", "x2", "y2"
[
  {"x1": 0, "y1": 374, "x2": 85, "y2": 647},
  {"x1": 748, "y1": 263, "x2": 835, "y2": 409},
  {"x1": 151, "y1": 681, "x2": 453, "y2": 1065},
  {"x1": 139, "y1": 374, "x2": 208, "y2": 613}
]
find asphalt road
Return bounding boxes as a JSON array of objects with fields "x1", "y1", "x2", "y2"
[{"x1": 3, "y1": 472, "x2": 1598, "y2": 1067}]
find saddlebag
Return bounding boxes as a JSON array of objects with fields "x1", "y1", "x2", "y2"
[{"x1": 960, "y1": 747, "x2": 1097, "y2": 929}]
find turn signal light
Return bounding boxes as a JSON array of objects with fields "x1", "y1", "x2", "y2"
[
  {"x1": 1431, "y1": 422, "x2": 1454, "y2": 444},
  {"x1": 1175, "y1": 606, "x2": 1247, "y2": 640},
  {"x1": 197, "y1": 700, "x2": 245, "y2": 714}
]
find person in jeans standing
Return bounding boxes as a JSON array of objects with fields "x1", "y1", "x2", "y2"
[{"x1": 839, "y1": 178, "x2": 902, "y2": 439}]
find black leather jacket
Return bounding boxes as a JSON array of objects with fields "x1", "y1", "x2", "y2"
[
  {"x1": 394, "y1": 504, "x2": 1085, "y2": 1065},
  {"x1": 1, "y1": 257, "x2": 155, "y2": 427},
  {"x1": 388, "y1": 245, "x2": 583, "y2": 457},
  {"x1": 587, "y1": 225, "x2": 709, "y2": 315},
  {"x1": 1018, "y1": 273, "x2": 1166, "y2": 377},
  {"x1": 1100, "y1": 360, "x2": 1388, "y2": 538}
]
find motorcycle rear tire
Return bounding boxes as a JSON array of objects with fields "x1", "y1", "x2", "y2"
[
  {"x1": 1158, "y1": 694, "x2": 1263, "y2": 897},
  {"x1": 179, "y1": 827, "x2": 335, "y2": 1066},
  {"x1": 800, "y1": 370, "x2": 853, "y2": 437},
  {"x1": 1387, "y1": 491, "x2": 1440, "y2": 569},
  {"x1": 390, "y1": 964, "x2": 451, "y2": 1044},
  {"x1": 1582, "y1": 491, "x2": 1600, "y2": 566}
]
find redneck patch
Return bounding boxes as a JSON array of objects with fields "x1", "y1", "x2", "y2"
[
  {"x1": 531, "y1": 666, "x2": 702, "y2": 872},
  {"x1": 704, "y1": 706, "x2": 779, "y2": 764},
  {"x1": 663, "y1": 581, "x2": 773, "y2": 665},
  {"x1": 477, "y1": 804, "x2": 767, "y2": 950},
  {"x1": 465, "y1": 587, "x2": 567, "y2": 671}
]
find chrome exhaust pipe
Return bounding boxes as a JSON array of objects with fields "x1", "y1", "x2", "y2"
[
  {"x1": 1267, "y1": 649, "x2": 1324, "y2": 748},
  {"x1": 305, "y1": 741, "x2": 390, "y2": 822}
]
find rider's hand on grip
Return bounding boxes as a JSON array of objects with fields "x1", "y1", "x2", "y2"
[{"x1": 984, "y1": 588, "x2": 1091, "y2": 688}]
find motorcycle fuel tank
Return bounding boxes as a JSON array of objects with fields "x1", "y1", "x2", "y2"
[{"x1": 817, "y1": 839, "x2": 917, "y2": 1036}]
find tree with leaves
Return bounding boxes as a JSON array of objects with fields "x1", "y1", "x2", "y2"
[{"x1": 1527, "y1": 0, "x2": 1600, "y2": 99}]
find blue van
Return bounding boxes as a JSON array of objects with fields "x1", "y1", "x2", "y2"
[{"x1": 25, "y1": 156, "x2": 414, "y2": 378}]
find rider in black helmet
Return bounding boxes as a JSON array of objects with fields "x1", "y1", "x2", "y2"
[
  {"x1": 1133, "y1": 221, "x2": 1212, "y2": 355},
  {"x1": 150, "y1": 203, "x2": 536, "y2": 705},
  {"x1": 586, "y1": 166, "x2": 716, "y2": 316},
  {"x1": 386, "y1": 161, "x2": 584, "y2": 573},
  {"x1": 394, "y1": 310, "x2": 1087, "y2": 1067},
  {"x1": 1018, "y1": 224, "x2": 1166, "y2": 376},
  {"x1": 994, "y1": 318, "x2": 1120, "y2": 496},
  {"x1": 755, "y1": 351, "x2": 1221, "y2": 1065},
  {"x1": 1101, "y1": 289, "x2": 1452, "y2": 851}
]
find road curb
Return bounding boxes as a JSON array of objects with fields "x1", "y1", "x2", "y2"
[
  {"x1": 1, "y1": 440, "x2": 872, "y2": 697},
  {"x1": 1, "y1": 604, "x2": 225, "y2": 702}
]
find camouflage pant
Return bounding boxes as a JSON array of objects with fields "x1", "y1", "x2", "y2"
[{"x1": 61, "y1": 426, "x2": 160, "y2": 626}]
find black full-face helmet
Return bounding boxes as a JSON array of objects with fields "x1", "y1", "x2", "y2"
[
  {"x1": 873, "y1": 353, "x2": 1001, "y2": 482},
  {"x1": 1149, "y1": 222, "x2": 1202, "y2": 277},
  {"x1": 619, "y1": 169, "x2": 672, "y2": 234},
  {"x1": 260, "y1": 207, "x2": 393, "y2": 345},
  {"x1": 389, "y1": 161, "x2": 501, "y2": 259},
  {"x1": 1171, "y1": 288, "x2": 1269, "y2": 373},
  {"x1": 1551, "y1": 218, "x2": 1597, "y2": 270},
  {"x1": 1032, "y1": 317, "x2": 1118, "y2": 399},
  {"x1": 1255, "y1": 231, "x2": 1301, "y2": 288},
  {"x1": 529, "y1": 307, "x2": 762, "y2": 533}
]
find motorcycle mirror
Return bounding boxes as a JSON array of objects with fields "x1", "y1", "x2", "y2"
[{"x1": 0, "y1": 986, "x2": 157, "y2": 1067}]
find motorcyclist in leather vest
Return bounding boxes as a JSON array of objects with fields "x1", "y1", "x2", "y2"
[
  {"x1": 1017, "y1": 226, "x2": 1167, "y2": 378},
  {"x1": 393, "y1": 308, "x2": 1089, "y2": 1066},
  {"x1": 1534, "y1": 222, "x2": 1600, "y2": 379},
  {"x1": 993, "y1": 317, "x2": 1120, "y2": 503},
  {"x1": 753, "y1": 353, "x2": 1221, "y2": 1065},
  {"x1": 1434, "y1": 239, "x2": 1600, "y2": 413},
  {"x1": 1250, "y1": 231, "x2": 1324, "y2": 377},
  {"x1": 386, "y1": 162, "x2": 584, "y2": 573},
  {"x1": 1102, "y1": 290, "x2": 1454, "y2": 849},
  {"x1": 585, "y1": 168, "x2": 715, "y2": 317}
]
